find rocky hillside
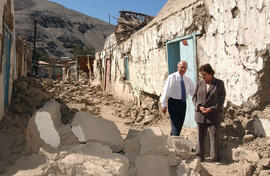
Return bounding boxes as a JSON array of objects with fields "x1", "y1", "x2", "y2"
[{"x1": 14, "y1": 0, "x2": 116, "y2": 58}]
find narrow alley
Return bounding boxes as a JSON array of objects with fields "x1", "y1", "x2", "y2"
[{"x1": 0, "y1": 0, "x2": 270, "y2": 175}]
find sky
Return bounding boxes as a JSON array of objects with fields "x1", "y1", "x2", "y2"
[{"x1": 49, "y1": 0, "x2": 167, "y2": 25}]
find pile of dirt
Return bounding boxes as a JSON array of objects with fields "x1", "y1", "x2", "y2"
[{"x1": 0, "y1": 77, "x2": 52, "y2": 173}]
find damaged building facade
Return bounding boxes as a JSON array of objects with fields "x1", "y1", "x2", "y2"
[
  {"x1": 0, "y1": 0, "x2": 16, "y2": 120},
  {"x1": 95, "y1": 0, "x2": 270, "y2": 135}
]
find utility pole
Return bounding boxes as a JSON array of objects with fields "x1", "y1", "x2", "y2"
[{"x1": 32, "y1": 19, "x2": 37, "y2": 76}]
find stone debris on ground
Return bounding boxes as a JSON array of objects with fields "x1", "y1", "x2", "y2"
[
  {"x1": 2, "y1": 99, "x2": 205, "y2": 176},
  {"x1": 0, "y1": 77, "x2": 270, "y2": 176},
  {"x1": 40, "y1": 78, "x2": 165, "y2": 128}
]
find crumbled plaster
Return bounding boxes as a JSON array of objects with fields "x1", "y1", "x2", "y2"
[
  {"x1": 185, "y1": 2, "x2": 212, "y2": 34},
  {"x1": 95, "y1": 0, "x2": 270, "y2": 116}
]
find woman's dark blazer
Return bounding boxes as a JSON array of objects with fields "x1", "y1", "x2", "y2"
[{"x1": 192, "y1": 77, "x2": 226, "y2": 125}]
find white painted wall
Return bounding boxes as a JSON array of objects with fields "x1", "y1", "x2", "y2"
[{"x1": 95, "y1": 0, "x2": 270, "y2": 108}]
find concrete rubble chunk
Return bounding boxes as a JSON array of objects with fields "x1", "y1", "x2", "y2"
[
  {"x1": 189, "y1": 158, "x2": 202, "y2": 173},
  {"x1": 26, "y1": 100, "x2": 62, "y2": 153},
  {"x1": 167, "y1": 136, "x2": 195, "y2": 153},
  {"x1": 140, "y1": 127, "x2": 169, "y2": 155},
  {"x1": 232, "y1": 147, "x2": 260, "y2": 163},
  {"x1": 45, "y1": 142, "x2": 130, "y2": 176},
  {"x1": 176, "y1": 162, "x2": 191, "y2": 176},
  {"x1": 259, "y1": 158, "x2": 270, "y2": 168},
  {"x1": 246, "y1": 150, "x2": 260, "y2": 163},
  {"x1": 124, "y1": 129, "x2": 142, "y2": 161},
  {"x1": 267, "y1": 139, "x2": 270, "y2": 146},
  {"x1": 135, "y1": 155, "x2": 170, "y2": 176},
  {"x1": 240, "y1": 161, "x2": 254, "y2": 176},
  {"x1": 71, "y1": 111, "x2": 124, "y2": 152},
  {"x1": 4, "y1": 142, "x2": 129, "y2": 176},
  {"x1": 259, "y1": 170, "x2": 270, "y2": 176},
  {"x1": 167, "y1": 152, "x2": 179, "y2": 167},
  {"x1": 253, "y1": 118, "x2": 270, "y2": 137},
  {"x1": 243, "y1": 134, "x2": 255, "y2": 143},
  {"x1": 1, "y1": 154, "x2": 47, "y2": 176},
  {"x1": 57, "y1": 125, "x2": 78, "y2": 146}
]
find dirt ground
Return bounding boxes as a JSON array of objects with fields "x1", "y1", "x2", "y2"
[{"x1": 0, "y1": 77, "x2": 269, "y2": 176}]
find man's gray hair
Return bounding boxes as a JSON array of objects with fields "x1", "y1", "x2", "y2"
[{"x1": 177, "y1": 60, "x2": 188, "y2": 67}]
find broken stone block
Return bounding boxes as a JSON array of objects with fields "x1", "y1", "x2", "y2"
[
  {"x1": 167, "y1": 152, "x2": 179, "y2": 166},
  {"x1": 232, "y1": 147, "x2": 260, "y2": 163},
  {"x1": 259, "y1": 158, "x2": 270, "y2": 168},
  {"x1": 243, "y1": 134, "x2": 255, "y2": 143},
  {"x1": 189, "y1": 158, "x2": 201, "y2": 173},
  {"x1": 259, "y1": 170, "x2": 270, "y2": 176},
  {"x1": 44, "y1": 142, "x2": 129, "y2": 176},
  {"x1": 246, "y1": 150, "x2": 260, "y2": 163},
  {"x1": 241, "y1": 117, "x2": 254, "y2": 130},
  {"x1": 253, "y1": 118, "x2": 270, "y2": 137},
  {"x1": 2, "y1": 154, "x2": 47, "y2": 176},
  {"x1": 135, "y1": 155, "x2": 170, "y2": 176},
  {"x1": 176, "y1": 162, "x2": 191, "y2": 176},
  {"x1": 140, "y1": 127, "x2": 169, "y2": 155},
  {"x1": 267, "y1": 139, "x2": 270, "y2": 146},
  {"x1": 26, "y1": 101, "x2": 62, "y2": 153},
  {"x1": 124, "y1": 129, "x2": 142, "y2": 162},
  {"x1": 240, "y1": 161, "x2": 255, "y2": 176},
  {"x1": 58, "y1": 125, "x2": 78, "y2": 146},
  {"x1": 71, "y1": 111, "x2": 124, "y2": 152},
  {"x1": 167, "y1": 136, "x2": 195, "y2": 153}
]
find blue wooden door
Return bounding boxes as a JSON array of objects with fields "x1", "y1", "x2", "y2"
[
  {"x1": 167, "y1": 42, "x2": 180, "y2": 75},
  {"x1": 124, "y1": 56, "x2": 129, "y2": 80},
  {"x1": 166, "y1": 36, "x2": 197, "y2": 128},
  {"x1": 3, "y1": 28, "x2": 12, "y2": 110},
  {"x1": 179, "y1": 37, "x2": 197, "y2": 128}
]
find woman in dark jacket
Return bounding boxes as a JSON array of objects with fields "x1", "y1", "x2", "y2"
[{"x1": 192, "y1": 63, "x2": 226, "y2": 162}]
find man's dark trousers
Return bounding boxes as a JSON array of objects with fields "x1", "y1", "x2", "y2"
[{"x1": 168, "y1": 97, "x2": 186, "y2": 136}]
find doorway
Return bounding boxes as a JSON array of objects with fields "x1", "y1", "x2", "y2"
[
  {"x1": 104, "y1": 58, "x2": 111, "y2": 90},
  {"x1": 3, "y1": 27, "x2": 12, "y2": 111},
  {"x1": 166, "y1": 33, "x2": 198, "y2": 128}
]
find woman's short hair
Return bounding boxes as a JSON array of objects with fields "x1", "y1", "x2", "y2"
[{"x1": 199, "y1": 63, "x2": 215, "y2": 76}]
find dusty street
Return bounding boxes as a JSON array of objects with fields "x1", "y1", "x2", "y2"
[{"x1": 0, "y1": 77, "x2": 269, "y2": 176}]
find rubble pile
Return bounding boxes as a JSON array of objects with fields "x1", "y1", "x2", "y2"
[
  {"x1": 1, "y1": 77, "x2": 270, "y2": 175},
  {"x1": 2, "y1": 101, "x2": 208, "y2": 176},
  {"x1": 0, "y1": 77, "x2": 52, "y2": 173},
  {"x1": 232, "y1": 137, "x2": 270, "y2": 176},
  {"x1": 213, "y1": 103, "x2": 270, "y2": 161},
  {"x1": 40, "y1": 79, "x2": 164, "y2": 128}
]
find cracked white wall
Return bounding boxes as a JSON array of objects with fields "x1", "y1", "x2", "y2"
[
  {"x1": 198, "y1": 0, "x2": 270, "y2": 106},
  {"x1": 96, "y1": 0, "x2": 270, "y2": 107}
]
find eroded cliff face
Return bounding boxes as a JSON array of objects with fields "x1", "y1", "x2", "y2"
[{"x1": 14, "y1": 0, "x2": 115, "y2": 58}]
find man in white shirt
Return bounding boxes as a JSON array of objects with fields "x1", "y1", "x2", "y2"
[{"x1": 160, "y1": 60, "x2": 195, "y2": 136}]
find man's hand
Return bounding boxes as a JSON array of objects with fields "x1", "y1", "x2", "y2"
[{"x1": 161, "y1": 107, "x2": 167, "y2": 114}]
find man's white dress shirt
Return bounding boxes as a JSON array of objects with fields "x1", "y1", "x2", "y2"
[{"x1": 160, "y1": 72, "x2": 195, "y2": 108}]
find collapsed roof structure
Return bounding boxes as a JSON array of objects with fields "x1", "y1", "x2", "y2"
[{"x1": 115, "y1": 11, "x2": 153, "y2": 44}]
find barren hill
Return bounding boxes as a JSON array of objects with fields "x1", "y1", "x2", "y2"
[{"x1": 14, "y1": 0, "x2": 116, "y2": 58}]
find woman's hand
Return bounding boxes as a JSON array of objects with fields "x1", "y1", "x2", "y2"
[{"x1": 200, "y1": 106, "x2": 212, "y2": 114}]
